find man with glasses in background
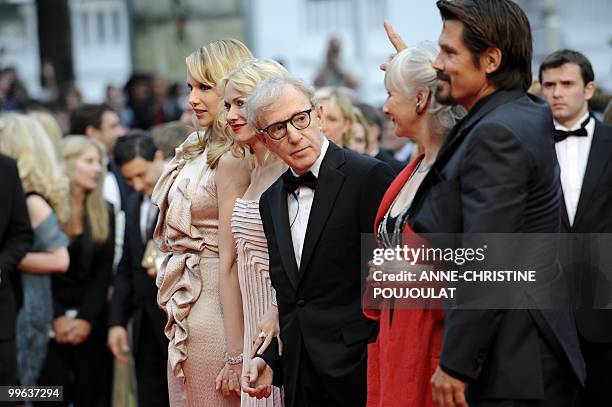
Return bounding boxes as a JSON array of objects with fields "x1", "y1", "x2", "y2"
[{"x1": 240, "y1": 76, "x2": 394, "y2": 406}]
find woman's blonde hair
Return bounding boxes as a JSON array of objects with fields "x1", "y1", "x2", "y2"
[
  {"x1": 314, "y1": 86, "x2": 356, "y2": 147},
  {"x1": 184, "y1": 38, "x2": 253, "y2": 168},
  {"x1": 0, "y1": 112, "x2": 70, "y2": 223},
  {"x1": 218, "y1": 58, "x2": 289, "y2": 162},
  {"x1": 27, "y1": 110, "x2": 63, "y2": 150},
  {"x1": 59, "y1": 136, "x2": 109, "y2": 245}
]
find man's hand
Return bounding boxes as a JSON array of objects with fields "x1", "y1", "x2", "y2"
[
  {"x1": 384, "y1": 20, "x2": 407, "y2": 52},
  {"x1": 107, "y1": 325, "x2": 130, "y2": 363},
  {"x1": 241, "y1": 357, "x2": 273, "y2": 399},
  {"x1": 65, "y1": 319, "x2": 92, "y2": 345},
  {"x1": 431, "y1": 366, "x2": 468, "y2": 407},
  {"x1": 52, "y1": 316, "x2": 73, "y2": 344},
  {"x1": 380, "y1": 20, "x2": 407, "y2": 71},
  {"x1": 251, "y1": 306, "x2": 281, "y2": 357},
  {"x1": 215, "y1": 362, "x2": 242, "y2": 398}
]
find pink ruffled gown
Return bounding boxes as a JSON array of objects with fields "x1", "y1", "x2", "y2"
[{"x1": 153, "y1": 133, "x2": 239, "y2": 407}]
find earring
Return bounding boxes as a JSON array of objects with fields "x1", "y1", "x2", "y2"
[{"x1": 416, "y1": 100, "x2": 423, "y2": 114}]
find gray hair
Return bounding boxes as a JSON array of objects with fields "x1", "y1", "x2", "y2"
[
  {"x1": 246, "y1": 76, "x2": 316, "y2": 130},
  {"x1": 385, "y1": 41, "x2": 465, "y2": 135}
]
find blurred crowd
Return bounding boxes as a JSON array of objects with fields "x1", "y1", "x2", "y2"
[{"x1": 0, "y1": 36, "x2": 438, "y2": 169}]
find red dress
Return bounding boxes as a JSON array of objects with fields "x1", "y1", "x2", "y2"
[{"x1": 364, "y1": 156, "x2": 445, "y2": 407}]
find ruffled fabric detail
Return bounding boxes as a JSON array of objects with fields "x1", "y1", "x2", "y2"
[
  {"x1": 157, "y1": 252, "x2": 202, "y2": 378},
  {"x1": 151, "y1": 132, "x2": 218, "y2": 378}
]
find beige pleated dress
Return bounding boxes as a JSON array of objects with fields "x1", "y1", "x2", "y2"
[
  {"x1": 231, "y1": 199, "x2": 283, "y2": 407},
  {"x1": 152, "y1": 133, "x2": 239, "y2": 407}
]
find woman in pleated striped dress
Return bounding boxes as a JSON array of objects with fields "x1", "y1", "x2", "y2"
[{"x1": 220, "y1": 58, "x2": 289, "y2": 407}]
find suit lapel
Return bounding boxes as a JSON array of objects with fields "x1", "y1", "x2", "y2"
[
  {"x1": 297, "y1": 144, "x2": 346, "y2": 284},
  {"x1": 436, "y1": 90, "x2": 524, "y2": 164},
  {"x1": 268, "y1": 180, "x2": 300, "y2": 288},
  {"x1": 560, "y1": 189, "x2": 571, "y2": 232},
  {"x1": 410, "y1": 89, "x2": 525, "y2": 222},
  {"x1": 573, "y1": 121, "x2": 612, "y2": 228}
]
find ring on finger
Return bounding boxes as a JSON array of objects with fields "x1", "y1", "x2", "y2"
[{"x1": 258, "y1": 331, "x2": 267, "y2": 339}]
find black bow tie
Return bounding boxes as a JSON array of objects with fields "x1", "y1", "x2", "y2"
[
  {"x1": 282, "y1": 170, "x2": 317, "y2": 194},
  {"x1": 554, "y1": 115, "x2": 591, "y2": 143}
]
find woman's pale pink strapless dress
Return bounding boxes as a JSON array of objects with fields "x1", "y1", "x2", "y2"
[{"x1": 153, "y1": 133, "x2": 239, "y2": 407}]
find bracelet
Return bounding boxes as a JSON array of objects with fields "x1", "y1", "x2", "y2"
[
  {"x1": 224, "y1": 352, "x2": 243, "y2": 365},
  {"x1": 271, "y1": 291, "x2": 277, "y2": 307}
]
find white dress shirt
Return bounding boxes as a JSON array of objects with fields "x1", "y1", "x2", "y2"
[
  {"x1": 288, "y1": 138, "x2": 329, "y2": 269},
  {"x1": 554, "y1": 112, "x2": 595, "y2": 226},
  {"x1": 103, "y1": 168, "x2": 125, "y2": 269},
  {"x1": 103, "y1": 171, "x2": 122, "y2": 215}
]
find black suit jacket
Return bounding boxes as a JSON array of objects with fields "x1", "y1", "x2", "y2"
[
  {"x1": 408, "y1": 89, "x2": 586, "y2": 400},
  {"x1": 109, "y1": 192, "x2": 166, "y2": 351},
  {"x1": 259, "y1": 142, "x2": 394, "y2": 406},
  {"x1": 374, "y1": 148, "x2": 405, "y2": 174},
  {"x1": 558, "y1": 119, "x2": 612, "y2": 342},
  {"x1": 0, "y1": 154, "x2": 33, "y2": 341}
]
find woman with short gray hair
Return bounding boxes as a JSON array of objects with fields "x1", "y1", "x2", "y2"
[{"x1": 364, "y1": 41, "x2": 464, "y2": 407}]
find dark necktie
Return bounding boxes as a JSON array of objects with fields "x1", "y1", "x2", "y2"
[
  {"x1": 146, "y1": 207, "x2": 158, "y2": 240},
  {"x1": 282, "y1": 170, "x2": 317, "y2": 194},
  {"x1": 554, "y1": 115, "x2": 591, "y2": 143}
]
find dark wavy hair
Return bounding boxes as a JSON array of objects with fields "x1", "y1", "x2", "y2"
[
  {"x1": 113, "y1": 130, "x2": 157, "y2": 166},
  {"x1": 437, "y1": 0, "x2": 533, "y2": 92}
]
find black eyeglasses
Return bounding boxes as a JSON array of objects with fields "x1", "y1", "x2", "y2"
[{"x1": 258, "y1": 108, "x2": 313, "y2": 140}]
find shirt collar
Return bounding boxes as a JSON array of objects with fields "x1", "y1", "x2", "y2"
[
  {"x1": 554, "y1": 111, "x2": 591, "y2": 131},
  {"x1": 290, "y1": 136, "x2": 329, "y2": 178}
]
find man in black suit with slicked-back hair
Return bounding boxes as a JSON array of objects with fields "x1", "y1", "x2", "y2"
[{"x1": 407, "y1": 1, "x2": 586, "y2": 406}]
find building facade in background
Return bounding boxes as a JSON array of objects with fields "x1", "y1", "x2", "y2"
[{"x1": 0, "y1": 0, "x2": 610, "y2": 105}]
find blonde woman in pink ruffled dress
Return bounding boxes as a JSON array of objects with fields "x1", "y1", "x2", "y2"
[
  {"x1": 220, "y1": 59, "x2": 289, "y2": 406},
  {"x1": 152, "y1": 39, "x2": 252, "y2": 407}
]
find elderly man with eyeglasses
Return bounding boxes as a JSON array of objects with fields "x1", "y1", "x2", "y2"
[{"x1": 240, "y1": 75, "x2": 394, "y2": 407}]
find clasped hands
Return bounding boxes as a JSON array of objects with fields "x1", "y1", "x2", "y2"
[
  {"x1": 215, "y1": 360, "x2": 242, "y2": 398},
  {"x1": 215, "y1": 305, "x2": 280, "y2": 399},
  {"x1": 240, "y1": 305, "x2": 280, "y2": 399},
  {"x1": 53, "y1": 316, "x2": 92, "y2": 345}
]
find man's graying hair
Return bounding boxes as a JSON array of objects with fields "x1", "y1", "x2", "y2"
[{"x1": 246, "y1": 76, "x2": 317, "y2": 130}]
